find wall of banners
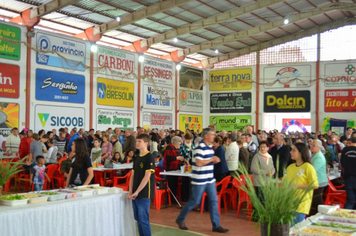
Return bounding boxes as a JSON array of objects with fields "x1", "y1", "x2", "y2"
[{"x1": 0, "y1": 22, "x2": 27, "y2": 136}]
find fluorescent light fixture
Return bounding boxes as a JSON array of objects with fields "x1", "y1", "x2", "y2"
[
  {"x1": 116, "y1": 17, "x2": 121, "y2": 22},
  {"x1": 173, "y1": 37, "x2": 178, "y2": 43},
  {"x1": 176, "y1": 64, "x2": 181, "y2": 71},
  {"x1": 138, "y1": 55, "x2": 145, "y2": 63},
  {"x1": 284, "y1": 19, "x2": 289, "y2": 25},
  {"x1": 90, "y1": 44, "x2": 98, "y2": 53},
  {"x1": 215, "y1": 49, "x2": 219, "y2": 54}
]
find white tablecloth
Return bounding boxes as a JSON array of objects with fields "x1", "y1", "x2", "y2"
[
  {"x1": 160, "y1": 170, "x2": 192, "y2": 177},
  {"x1": 92, "y1": 163, "x2": 133, "y2": 171},
  {"x1": 0, "y1": 193, "x2": 136, "y2": 236}
]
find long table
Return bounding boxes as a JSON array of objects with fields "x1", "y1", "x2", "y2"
[
  {"x1": 159, "y1": 170, "x2": 192, "y2": 178},
  {"x1": 93, "y1": 163, "x2": 133, "y2": 186},
  {"x1": 0, "y1": 192, "x2": 136, "y2": 236}
]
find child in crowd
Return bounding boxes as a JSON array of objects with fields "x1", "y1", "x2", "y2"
[
  {"x1": 127, "y1": 134, "x2": 155, "y2": 236},
  {"x1": 90, "y1": 139, "x2": 102, "y2": 165},
  {"x1": 112, "y1": 152, "x2": 121, "y2": 163},
  {"x1": 122, "y1": 150, "x2": 134, "y2": 164},
  {"x1": 46, "y1": 139, "x2": 58, "y2": 164},
  {"x1": 40, "y1": 134, "x2": 49, "y2": 159},
  {"x1": 30, "y1": 155, "x2": 51, "y2": 191}
]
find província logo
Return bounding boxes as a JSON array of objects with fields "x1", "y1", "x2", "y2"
[
  {"x1": 97, "y1": 83, "x2": 106, "y2": 99},
  {"x1": 40, "y1": 78, "x2": 78, "y2": 94},
  {"x1": 37, "y1": 35, "x2": 85, "y2": 58},
  {"x1": 179, "y1": 91, "x2": 188, "y2": 105}
]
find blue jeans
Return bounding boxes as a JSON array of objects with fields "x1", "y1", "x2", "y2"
[
  {"x1": 345, "y1": 176, "x2": 356, "y2": 209},
  {"x1": 132, "y1": 198, "x2": 151, "y2": 236},
  {"x1": 177, "y1": 182, "x2": 220, "y2": 229},
  {"x1": 292, "y1": 212, "x2": 306, "y2": 226},
  {"x1": 34, "y1": 184, "x2": 44, "y2": 191}
]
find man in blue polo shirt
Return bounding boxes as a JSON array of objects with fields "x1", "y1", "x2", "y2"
[{"x1": 176, "y1": 128, "x2": 229, "y2": 233}]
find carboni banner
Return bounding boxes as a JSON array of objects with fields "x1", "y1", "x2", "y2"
[
  {"x1": 209, "y1": 68, "x2": 252, "y2": 91},
  {"x1": 0, "y1": 23, "x2": 21, "y2": 61},
  {"x1": 96, "y1": 109, "x2": 134, "y2": 131},
  {"x1": 142, "y1": 112, "x2": 172, "y2": 130},
  {"x1": 179, "y1": 89, "x2": 203, "y2": 113},
  {"x1": 97, "y1": 47, "x2": 135, "y2": 75},
  {"x1": 179, "y1": 114, "x2": 203, "y2": 132},
  {"x1": 35, "y1": 105, "x2": 85, "y2": 132},
  {"x1": 210, "y1": 115, "x2": 251, "y2": 131},
  {"x1": 179, "y1": 66, "x2": 203, "y2": 90},
  {"x1": 97, "y1": 78, "x2": 134, "y2": 107},
  {"x1": 262, "y1": 65, "x2": 311, "y2": 88},
  {"x1": 142, "y1": 58, "x2": 173, "y2": 85},
  {"x1": 36, "y1": 32, "x2": 86, "y2": 71},
  {"x1": 325, "y1": 89, "x2": 356, "y2": 112},
  {"x1": 143, "y1": 85, "x2": 172, "y2": 111},
  {"x1": 0, "y1": 63, "x2": 19, "y2": 98},
  {"x1": 323, "y1": 62, "x2": 356, "y2": 86},
  {"x1": 0, "y1": 103, "x2": 19, "y2": 137},
  {"x1": 210, "y1": 92, "x2": 251, "y2": 113}
]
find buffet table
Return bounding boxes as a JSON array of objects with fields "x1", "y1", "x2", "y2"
[{"x1": 0, "y1": 192, "x2": 136, "y2": 236}]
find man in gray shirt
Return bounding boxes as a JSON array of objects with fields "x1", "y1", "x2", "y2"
[{"x1": 27, "y1": 133, "x2": 43, "y2": 165}]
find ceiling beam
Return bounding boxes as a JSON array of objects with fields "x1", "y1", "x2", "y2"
[
  {"x1": 93, "y1": 0, "x2": 194, "y2": 35},
  {"x1": 30, "y1": 0, "x2": 81, "y2": 19},
  {"x1": 141, "y1": 0, "x2": 286, "y2": 48},
  {"x1": 198, "y1": 17, "x2": 356, "y2": 68},
  {"x1": 179, "y1": 2, "x2": 356, "y2": 57}
]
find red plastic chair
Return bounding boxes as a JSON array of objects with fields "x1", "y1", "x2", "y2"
[
  {"x1": 45, "y1": 164, "x2": 59, "y2": 190},
  {"x1": 113, "y1": 171, "x2": 132, "y2": 191},
  {"x1": 234, "y1": 175, "x2": 253, "y2": 220},
  {"x1": 225, "y1": 177, "x2": 238, "y2": 210},
  {"x1": 324, "y1": 177, "x2": 346, "y2": 208},
  {"x1": 154, "y1": 175, "x2": 171, "y2": 210},
  {"x1": 200, "y1": 176, "x2": 231, "y2": 214}
]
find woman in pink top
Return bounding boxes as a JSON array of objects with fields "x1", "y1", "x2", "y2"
[{"x1": 100, "y1": 133, "x2": 113, "y2": 164}]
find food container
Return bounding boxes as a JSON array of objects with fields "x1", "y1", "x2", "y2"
[
  {"x1": 86, "y1": 184, "x2": 109, "y2": 194},
  {"x1": 329, "y1": 209, "x2": 356, "y2": 219},
  {"x1": 57, "y1": 189, "x2": 82, "y2": 199},
  {"x1": 36, "y1": 191, "x2": 66, "y2": 201},
  {"x1": 318, "y1": 204, "x2": 340, "y2": 214},
  {"x1": 292, "y1": 225, "x2": 356, "y2": 235},
  {"x1": 0, "y1": 194, "x2": 29, "y2": 207},
  {"x1": 108, "y1": 187, "x2": 124, "y2": 194},
  {"x1": 20, "y1": 193, "x2": 49, "y2": 204},
  {"x1": 72, "y1": 187, "x2": 95, "y2": 197}
]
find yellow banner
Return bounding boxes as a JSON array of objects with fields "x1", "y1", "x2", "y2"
[
  {"x1": 209, "y1": 68, "x2": 252, "y2": 91},
  {"x1": 179, "y1": 114, "x2": 203, "y2": 132},
  {"x1": 97, "y1": 78, "x2": 134, "y2": 107}
]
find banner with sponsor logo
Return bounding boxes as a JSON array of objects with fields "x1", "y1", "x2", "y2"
[
  {"x1": 0, "y1": 63, "x2": 19, "y2": 98},
  {"x1": 179, "y1": 89, "x2": 203, "y2": 113},
  {"x1": 97, "y1": 78, "x2": 134, "y2": 107},
  {"x1": 179, "y1": 114, "x2": 203, "y2": 132},
  {"x1": 264, "y1": 90, "x2": 310, "y2": 112},
  {"x1": 179, "y1": 66, "x2": 203, "y2": 90},
  {"x1": 325, "y1": 89, "x2": 356, "y2": 112},
  {"x1": 142, "y1": 58, "x2": 173, "y2": 85},
  {"x1": 210, "y1": 92, "x2": 251, "y2": 113},
  {"x1": 96, "y1": 109, "x2": 134, "y2": 131},
  {"x1": 97, "y1": 47, "x2": 135, "y2": 75},
  {"x1": 0, "y1": 103, "x2": 19, "y2": 137},
  {"x1": 262, "y1": 65, "x2": 311, "y2": 88},
  {"x1": 35, "y1": 69, "x2": 85, "y2": 103},
  {"x1": 36, "y1": 32, "x2": 86, "y2": 71},
  {"x1": 323, "y1": 62, "x2": 356, "y2": 86},
  {"x1": 143, "y1": 85, "x2": 172, "y2": 110},
  {"x1": 34, "y1": 105, "x2": 85, "y2": 132},
  {"x1": 210, "y1": 115, "x2": 251, "y2": 131},
  {"x1": 0, "y1": 23, "x2": 21, "y2": 61},
  {"x1": 209, "y1": 68, "x2": 252, "y2": 91},
  {"x1": 142, "y1": 112, "x2": 172, "y2": 130}
]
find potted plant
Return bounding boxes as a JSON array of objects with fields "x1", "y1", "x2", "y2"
[
  {"x1": 0, "y1": 157, "x2": 27, "y2": 195},
  {"x1": 236, "y1": 164, "x2": 315, "y2": 236}
]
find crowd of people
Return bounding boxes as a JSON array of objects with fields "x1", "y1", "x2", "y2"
[{"x1": 2, "y1": 125, "x2": 356, "y2": 234}]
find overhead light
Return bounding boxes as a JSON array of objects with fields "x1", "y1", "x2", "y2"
[
  {"x1": 284, "y1": 19, "x2": 289, "y2": 25},
  {"x1": 4, "y1": 19, "x2": 9, "y2": 22},
  {"x1": 90, "y1": 44, "x2": 98, "y2": 53},
  {"x1": 116, "y1": 17, "x2": 121, "y2": 22},
  {"x1": 215, "y1": 49, "x2": 219, "y2": 54},
  {"x1": 138, "y1": 55, "x2": 145, "y2": 63},
  {"x1": 173, "y1": 37, "x2": 178, "y2": 43},
  {"x1": 176, "y1": 64, "x2": 181, "y2": 71},
  {"x1": 83, "y1": 38, "x2": 86, "y2": 40}
]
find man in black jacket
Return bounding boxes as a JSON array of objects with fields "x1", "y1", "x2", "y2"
[{"x1": 269, "y1": 133, "x2": 292, "y2": 178}]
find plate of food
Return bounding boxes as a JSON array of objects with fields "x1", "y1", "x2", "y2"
[
  {"x1": 19, "y1": 193, "x2": 49, "y2": 204},
  {"x1": 0, "y1": 194, "x2": 28, "y2": 206},
  {"x1": 38, "y1": 191, "x2": 66, "y2": 201}
]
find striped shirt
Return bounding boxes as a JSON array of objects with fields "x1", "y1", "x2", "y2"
[{"x1": 191, "y1": 140, "x2": 215, "y2": 185}]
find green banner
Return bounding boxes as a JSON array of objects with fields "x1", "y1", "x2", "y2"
[
  {"x1": 210, "y1": 115, "x2": 252, "y2": 131},
  {"x1": 0, "y1": 23, "x2": 21, "y2": 61}
]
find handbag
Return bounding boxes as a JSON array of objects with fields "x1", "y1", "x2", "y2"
[{"x1": 104, "y1": 159, "x2": 113, "y2": 168}]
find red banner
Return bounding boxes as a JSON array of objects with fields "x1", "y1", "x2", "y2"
[
  {"x1": 325, "y1": 89, "x2": 356, "y2": 112},
  {"x1": 0, "y1": 63, "x2": 19, "y2": 98}
]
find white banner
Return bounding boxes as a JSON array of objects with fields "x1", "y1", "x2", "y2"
[
  {"x1": 142, "y1": 85, "x2": 173, "y2": 111},
  {"x1": 142, "y1": 58, "x2": 174, "y2": 85},
  {"x1": 179, "y1": 89, "x2": 203, "y2": 112},
  {"x1": 323, "y1": 62, "x2": 356, "y2": 86},
  {"x1": 142, "y1": 112, "x2": 173, "y2": 130},
  {"x1": 34, "y1": 105, "x2": 85, "y2": 132},
  {"x1": 97, "y1": 47, "x2": 135, "y2": 76},
  {"x1": 96, "y1": 109, "x2": 134, "y2": 131}
]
